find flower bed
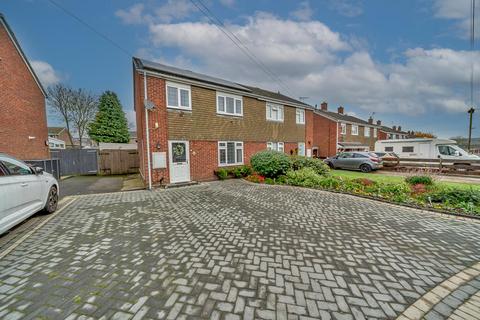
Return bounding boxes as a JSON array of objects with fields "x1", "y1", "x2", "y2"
[{"x1": 242, "y1": 151, "x2": 480, "y2": 217}]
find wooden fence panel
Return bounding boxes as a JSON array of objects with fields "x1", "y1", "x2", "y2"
[{"x1": 98, "y1": 150, "x2": 139, "y2": 175}]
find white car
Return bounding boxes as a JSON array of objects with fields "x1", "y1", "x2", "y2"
[{"x1": 0, "y1": 153, "x2": 59, "y2": 235}]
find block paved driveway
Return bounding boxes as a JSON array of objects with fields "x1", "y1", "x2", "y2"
[{"x1": 0, "y1": 180, "x2": 479, "y2": 320}]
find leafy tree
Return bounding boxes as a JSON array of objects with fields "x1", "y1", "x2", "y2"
[{"x1": 88, "y1": 91, "x2": 129, "y2": 143}]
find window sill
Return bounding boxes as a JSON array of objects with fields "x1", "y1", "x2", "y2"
[
  {"x1": 266, "y1": 119, "x2": 284, "y2": 123},
  {"x1": 167, "y1": 106, "x2": 192, "y2": 111},
  {"x1": 218, "y1": 163, "x2": 244, "y2": 167},
  {"x1": 216, "y1": 112, "x2": 243, "y2": 118}
]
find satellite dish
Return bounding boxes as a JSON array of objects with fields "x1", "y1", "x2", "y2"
[{"x1": 144, "y1": 99, "x2": 156, "y2": 110}]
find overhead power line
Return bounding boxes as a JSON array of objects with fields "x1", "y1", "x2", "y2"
[
  {"x1": 190, "y1": 0, "x2": 294, "y2": 97},
  {"x1": 46, "y1": 0, "x2": 132, "y2": 58}
]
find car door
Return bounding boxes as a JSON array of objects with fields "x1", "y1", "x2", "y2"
[
  {"x1": 334, "y1": 152, "x2": 353, "y2": 169},
  {"x1": 0, "y1": 157, "x2": 44, "y2": 220}
]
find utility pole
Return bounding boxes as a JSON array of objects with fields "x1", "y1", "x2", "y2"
[{"x1": 468, "y1": 107, "x2": 475, "y2": 151}]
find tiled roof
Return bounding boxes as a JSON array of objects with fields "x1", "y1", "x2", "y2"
[
  {"x1": 380, "y1": 126, "x2": 408, "y2": 134},
  {"x1": 314, "y1": 109, "x2": 374, "y2": 126},
  {"x1": 133, "y1": 57, "x2": 312, "y2": 109},
  {"x1": 48, "y1": 127, "x2": 66, "y2": 135}
]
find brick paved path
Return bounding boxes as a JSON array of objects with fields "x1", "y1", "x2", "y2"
[{"x1": 0, "y1": 180, "x2": 479, "y2": 320}]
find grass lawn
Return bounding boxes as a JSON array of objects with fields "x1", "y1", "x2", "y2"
[{"x1": 331, "y1": 170, "x2": 480, "y2": 191}]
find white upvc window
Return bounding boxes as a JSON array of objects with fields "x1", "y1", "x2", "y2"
[
  {"x1": 267, "y1": 142, "x2": 284, "y2": 152},
  {"x1": 218, "y1": 141, "x2": 243, "y2": 166},
  {"x1": 340, "y1": 123, "x2": 346, "y2": 135},
  {"x1": 296, "y1": 108, "x2": 305, "y2": 124},
  {"x1": 364, "y1": 126, "x2": 370, "y2": 137},
  {"x1": 351, "y1": 125, "x2": 359, "y2": 136},
  {"x1": 374, "y1": 128, "x2": 378, "y2": 138},
  {"x1": 266, "y1": 103, "x2": 284, "y2": 122},
  {"x1": 216, "y1": 92, "x2": 243, "y2": 116},
  {"x1": 298, "y1": 142, "x2": 306, "y2": 156},
  {"x1": 166, "y1": 81, "x2": 191, "y2": 110}
]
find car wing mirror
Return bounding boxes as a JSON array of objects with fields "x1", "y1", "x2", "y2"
[{"x1": 34, "y1": 167, "x2": 44, "y2": 175}]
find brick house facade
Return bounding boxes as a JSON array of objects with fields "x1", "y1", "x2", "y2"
[
  {"x1": 133, "y1": 58, "x2": 314, "y2": 187},
  {"x1": 312, "y1": 103, "x2": 383, "y2": 158},
  {"x1": 0, "y1": 14, "x2": 48, "y2": 160}
]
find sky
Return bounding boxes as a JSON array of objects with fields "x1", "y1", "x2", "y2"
[{"x1": 2, "y1": 0, "x2": 480, "y2": 138}]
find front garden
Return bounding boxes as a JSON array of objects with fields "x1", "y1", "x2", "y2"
[{"x1": 216, "y1": 150, "x2": 480, "y2": 217}]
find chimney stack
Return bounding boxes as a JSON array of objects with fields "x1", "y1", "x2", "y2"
[
  {"x1": 337, "y1": 106, "x2": 344, "y2": 114},
  {"x1": 321, "y1": 102, "x2": 328, "y2": 111},
  {"x1": 376, "y1": 120, "x2": 382, "y2": 126},
  {"x1": 393, "y1": 125, "x2": 397, "y2": 131},
  {"x1": 368, "y1": 117, "x2": 373, "y2": 124},
  {"x1": 398, "y1": 126, "x2": 402, "y2": 132}
]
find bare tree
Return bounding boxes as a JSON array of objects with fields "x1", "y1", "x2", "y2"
[
  {"x1": 71, "y1": 89, "x2": 98, "y2": 148},
  {"x1": 47, "y1": 84, "x2": 75, "y2": 146},
  {"x1": 48, "y1": 85, "x2": 98, "y2": 148}
]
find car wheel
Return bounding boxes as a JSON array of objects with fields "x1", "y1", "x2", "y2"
[
  {"x1": 360, "y1": 164, "x2": 372, "y2": 173},
  {"x1": 327, "y1": 162, "x2": 335, "y2": 169},
  {"x1": 44, "y1": 186, "x2": 58, "y2": 213}
]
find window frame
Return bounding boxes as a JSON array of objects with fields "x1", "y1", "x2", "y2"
[
  {"x1": 218, "y1": 141, "x2": 244, "y2": 166},
  {"x1": 385, "y1": 146, "x2": 394, "y2": 152},
  {"x1": 267, "y1": 142, "x2": 284, "y2": 152},
  {"x1": 402, "y1": 146, "x2": 414, "y2": 153},
  {"x1": 216, "y1": 92, "x2": 243, "y2": 117},
  {"x1": 298, "y1": 142, "x2": 306, "y2": 156},
  {"x1": 340, "y1": 123, "x2": 346, "y2": 135},
  {"x1": 296, "y1": 108, "x2": 305, "y2": 124},
  {"x1": 351, "y1": 125, "x2": 359, "y2": 136},
  {"x1": 374, "y1": 128, "x2": 378, "y2": 138},
  {"x1": 166, "y1": 81, "x2": 192, "y2": 111},
  {"x1": 0, "y1": 157, "x2": 34, "y2": 176},
  {"x1": 266, "y1": 102, "x2": 284, "y2": 122},
  {"x1": 364, "y1": 126, "x2": 370, "y2": 137}
]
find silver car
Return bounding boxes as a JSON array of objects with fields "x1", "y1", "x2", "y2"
[{"x1": 324, "y1": 152, "x2": 383, "y2": 173}]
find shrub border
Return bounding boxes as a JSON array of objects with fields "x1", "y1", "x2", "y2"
[{"x1": 240, "y1": 179, "x2": 480, "y2": 221}]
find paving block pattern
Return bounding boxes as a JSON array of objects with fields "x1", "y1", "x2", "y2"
[{"x1": 0, "y1": 180, "x2": 479, "y2": 320}]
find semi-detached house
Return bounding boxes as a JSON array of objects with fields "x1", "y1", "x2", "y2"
[{"x1": 133, "y1": 58, "x2": 314, "y2": 186}]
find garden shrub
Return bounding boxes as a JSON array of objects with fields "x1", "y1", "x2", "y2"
[
  {"x1": 250, "y1": 150, "x2": 291, "y2": 178},
  {"x1": 352, "y1": 178, "x2": 376, "y2": 187},
  {"x1": 317, "y1": 176, "x2": 341, "y2": 189},
  {"x1": 427, "y1": 188, "x2": 480, "y2": 206},
  {"x1": 232, "y1": 165, "x2": 252, "y2": 178},
  {"x1": 285, "y1": 168, "x2": 323, "y2": 188},
  {"x1": 378, "y1": 183, "x2": 411, "y2": 202},
  {"x1": 290, "y1": 156, "x2": 330, "y2": 176},
  {"x1": 405, "y1": 175, "x2": 434, "y2": 186},
  {"x1": 216, "y1": 168, "x2": 228, "y2": 180}
]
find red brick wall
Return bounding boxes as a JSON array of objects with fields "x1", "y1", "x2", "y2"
[
  {"x1": 0, "y1": 22, "x2": 48, "y2": 160},
  {"x1": 312, "y1": 113, "x2": 338, "y2": 158},
  {"x1": 190, "y1": 140, "x2": 218, "y2": 181},
  {"x1": 284, "y1": 143, "x2": 298, "y2": 155}
]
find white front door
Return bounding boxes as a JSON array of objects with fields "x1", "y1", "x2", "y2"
[{"x1": 168, "y1": 140, "x2": 191, "y2": 183}]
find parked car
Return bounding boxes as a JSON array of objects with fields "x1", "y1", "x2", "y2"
[
  {"x1": 324, "y1": 152, "x2": 383, "y2": 173},
  {"x1": 0, "y1": 153, "x2": 59, "y2": 235},
  {"x1": 374, "y1": 151, "x2": 400, "y2": 167}
]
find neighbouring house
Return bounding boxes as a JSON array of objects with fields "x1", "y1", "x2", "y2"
[
  {"x1": 133, "y1": 58, "x2": 314, "y2": 186},
  {"x1": 48, "y1": 137, "x2": 66, "y2": 149},
  {"x1": 379, "y1": 125, "x2": 411, "y2": 140},
  {"x1": 312, "y1": 103, "x2": 383, "y2": 158},
  {"x1": 129, "y1": 131, "x2": 137, "y2": 144},
  {"x1": 48, "y1": 127, "x2": 71, "y2": 146},
  {"x1": 0, "y1": 13, "x2": 49, "y2": 160}
]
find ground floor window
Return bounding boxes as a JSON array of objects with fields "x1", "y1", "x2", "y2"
[
  {"x1": 267, "y1": 142, "x2": 284, "y2": 152},
  {"x1": 218, "y1": 141, "x2": 243, "y2": 166}
]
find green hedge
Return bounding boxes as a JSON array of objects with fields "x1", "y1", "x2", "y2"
[{"x1": 250, "y1": 150, "x2": 291, "y2": 178}]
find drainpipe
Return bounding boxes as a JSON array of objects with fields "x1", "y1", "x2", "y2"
[
  {"x1": 335, "y1": 122, "x2": 339, "y2": 155},
  {"x1": 144, "y1": 71, "x2": 152, "y2": 190}
]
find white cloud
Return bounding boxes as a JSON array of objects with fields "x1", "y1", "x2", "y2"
[
  {"x1": 143, "y1": 13, "x2": 479, "y2": 117},
  {"x1": 291, "y1": 1, "x2": 314, "y2": 21},
  {"x1": 30, "y1": 60, "x2": 60, "y2": 87},
  {"x1": 116, "y1": 1, "x2": 196, "y2": 25},
  {"x1": 432, "y1": 0, "x2": 479, "y2": 38},
  {"x1": 115, "y1": 3, "x2": 146, "y2": 25}
]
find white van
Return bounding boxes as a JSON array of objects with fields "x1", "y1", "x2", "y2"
[{"x1": 375, "y1": 138, "x2": 479, "y2": 161}]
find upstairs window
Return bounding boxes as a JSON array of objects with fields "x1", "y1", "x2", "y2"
[
  {"x1": 296, "y1": 109, "x2": 305, "y2": 124},
  {"x1": 217, "y1": 92, "x2": 243, "y2": 116},
  {"x1": 340, "y1": 123, "x2": 346, "y2": 135},
  {"x1": 351, "y1": 125, "x2": 359, "y2": 136},
  {"x1": 267, "y1": 142, "x2": 284, "y2": 152},
  {"x1": 266, "y1": 103, "x2": 284, "y2": 122},
  {"x1": 166, "y1": 82, "x2": 191, "y2": 110},
  {"x1": 364, "y1": 127, "x2": 370, "y2": 137}
]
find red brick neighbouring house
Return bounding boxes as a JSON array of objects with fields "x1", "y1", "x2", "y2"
[
  {"x1": 133, "y1": 58, "x2": 314, "y2": 187},
  {"x1": 312, "y1": 103, "x2": 384, "y2": 158},
  {"x1": 0, "y1": 13, "x2": 48, "y2": 160}
]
